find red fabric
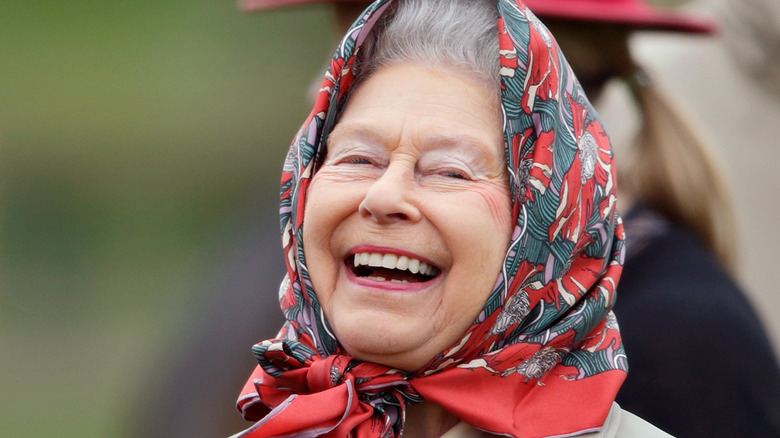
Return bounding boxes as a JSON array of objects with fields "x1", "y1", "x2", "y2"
[{"x1": 413, "y1": 368, "x2": 621, "y2": 437}]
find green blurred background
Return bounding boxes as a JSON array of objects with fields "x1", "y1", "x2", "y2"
[{"x1": 0, "y1": 1, "x2": 333, "y2": 436}]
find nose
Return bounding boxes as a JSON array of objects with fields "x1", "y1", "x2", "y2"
[{"x1": 358, "y1": 164, "x2": 422, "y2": 224}]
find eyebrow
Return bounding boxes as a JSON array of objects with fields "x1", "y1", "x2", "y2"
[
  {"x1": 326, "y1": 124, "x2": 386, "y2": 149},
  {"x1": 422, "y1": 134, "x2": 495, "y2": 165}
]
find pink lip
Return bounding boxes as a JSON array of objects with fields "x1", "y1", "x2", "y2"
[{"x1": 344, "y1": 265, "x2": 440, "y2": 293}]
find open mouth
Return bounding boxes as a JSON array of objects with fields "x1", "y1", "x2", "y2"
[{"x1": 347, "y1": 252, "x2": 441, "y2": 284}]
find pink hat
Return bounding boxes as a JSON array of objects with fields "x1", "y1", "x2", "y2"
[
  {"x1": 522, "y1": 0, "x2": 716, "y2": 34},
  {"x1": 241, "y1": 0, "x2": 716, "y2": 34},
  {"x1": 240, "y1": 0, "x2": 366, "y2": 11}
]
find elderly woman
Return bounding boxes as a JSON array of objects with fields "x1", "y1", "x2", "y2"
[{"x1": 232, "y1": 0, "x2": 666, "y2": 436}]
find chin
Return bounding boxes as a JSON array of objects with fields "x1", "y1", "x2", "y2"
[{"x1": 331, "y1": 312, "x2": 439, "y2": 371}]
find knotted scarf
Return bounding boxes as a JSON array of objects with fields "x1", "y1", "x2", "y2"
[{"x1": 234, "y1": 1, "x2": 627, "y2": 436}]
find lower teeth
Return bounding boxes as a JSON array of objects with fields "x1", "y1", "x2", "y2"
[{"x1": 364, "y1": 276, "x2": 410, "y2": 284}]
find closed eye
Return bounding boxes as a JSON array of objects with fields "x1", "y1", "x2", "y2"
[
  {"x1": 443, "y1": 171, "x2": 467, "y2": 179},
  {"x1": 348, "y1": 157, "x2": 372, "y2": 164},
  {"x1": 338, "y1": 156, "x2": 373, "y2": 165}
]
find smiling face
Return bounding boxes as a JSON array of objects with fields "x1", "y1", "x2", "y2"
[{"x1": 302, "y1": 63, "x2": 513, "y2": 371}]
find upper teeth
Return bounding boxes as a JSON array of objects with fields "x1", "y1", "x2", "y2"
[{"x1": 352, "y1": 252, "x2": 436, "y2": 276}]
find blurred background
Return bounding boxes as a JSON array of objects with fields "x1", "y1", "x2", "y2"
[
  {"x1": 0, "y1": 1, "x2": 332, "y2": 436},
  {"x1": 0, "y1": 0, "x2": 777, "y2": 437}
]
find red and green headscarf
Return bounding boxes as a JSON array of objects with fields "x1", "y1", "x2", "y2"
[{"x1": 235, "y1": 1, "x2": 627, "y2": 436}]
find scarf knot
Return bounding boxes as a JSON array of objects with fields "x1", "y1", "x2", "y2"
[{"x1": 238, "y1": 339, "x2": 420, "y2": 437}]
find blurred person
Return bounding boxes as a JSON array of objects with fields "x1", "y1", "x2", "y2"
[{"x1": 231, "y1": 0, "x2": 664, "y2": 436}]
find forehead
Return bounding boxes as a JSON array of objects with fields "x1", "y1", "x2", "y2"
[{"x1": 330, "y1": 63, "x2": 504, "y2": 156}]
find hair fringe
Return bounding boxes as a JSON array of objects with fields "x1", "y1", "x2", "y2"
[{"x1": 354, "y1": 0, "x2": 499, "y2": 96}]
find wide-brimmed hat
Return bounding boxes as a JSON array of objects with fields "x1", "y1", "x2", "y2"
[
  {"x1": 241, "y1": 0, "x2": 716, "y2": 34},
  {"x1": 240, "y1": 0, "x2": 365, "y2": 11},
  {"x1": 522, "y1": 0, "x2": 716, "y2": 34}
]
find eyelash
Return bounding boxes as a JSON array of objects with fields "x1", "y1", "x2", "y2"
[
  {"x1": 441, "y1": 170, "x2": 468, "y2": 180},
  {"x1": 343, "y1": 156, "x2": 373, "y2": 165}
]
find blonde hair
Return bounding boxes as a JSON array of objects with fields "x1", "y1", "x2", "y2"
[{"x1": 623, "y1": 74, "x2": 738, "y2": 271}]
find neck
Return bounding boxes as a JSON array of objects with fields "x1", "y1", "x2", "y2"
[{"x1": 403, "y1": 401, "x2": 459, "y2": 438}]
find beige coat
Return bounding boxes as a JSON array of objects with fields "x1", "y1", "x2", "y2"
[{"x1": 442, "y1": 403, "x2": 673, "y2": 438}]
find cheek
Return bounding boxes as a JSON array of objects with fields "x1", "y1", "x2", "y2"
[
  {"x1": 302, "y1": 177, "x2": 342, "y2": 270},
  {"x1": 302, "y1": 179, "x2": 329, "y2": 247},
  {"x1": 302, "y1": 173, "x2": 366, "y2": 269},
  {"x1": 304, "y1": 172, "x2": 361, "y2": 233},
  {"x1": 431, "y1": 186, "x2": 511, "y2": 338},
  {"x1": 472, "y1": 183, "x2": 513, "y2": 237},
  {"x1": 430, "y1": 184, "x2": 512, "y2": 279},
  {"x1": 302, "y1": 178, "x2": 343, "y2": 308},
  {"x1": 430, "y1": 183, "x2": 512, "y2": 256}
]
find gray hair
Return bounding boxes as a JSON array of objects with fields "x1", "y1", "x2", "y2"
[{"x1": 355, "y1": 0, "x2": 500, "y2": 95}]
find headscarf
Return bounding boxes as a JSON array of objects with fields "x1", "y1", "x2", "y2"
[{"x1": 234, "y1": 1, "x2": 627, "y2": 437}]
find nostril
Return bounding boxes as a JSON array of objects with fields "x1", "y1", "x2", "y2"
[{"x1": 358, "y1": 199, "x2": 373, "y2": 218}]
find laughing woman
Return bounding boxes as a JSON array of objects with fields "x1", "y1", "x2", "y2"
[{"x1": 231, "y1": 0, "x2": 667, "y2": 436}]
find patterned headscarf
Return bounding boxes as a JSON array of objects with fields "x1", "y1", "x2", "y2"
[{"x1": 234, "y1": 1, "x2": 626, "y2": 437}]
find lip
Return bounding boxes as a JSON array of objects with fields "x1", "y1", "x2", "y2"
[{"x1": 344, "y1": 244, "x2": 443, "y2": 293}]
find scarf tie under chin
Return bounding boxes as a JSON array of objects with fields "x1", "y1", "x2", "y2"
[
  {"x1": 237, "y1": 339, "x2": 418, "y2": 438},
  {"x1": 233, "y1": 0, "x2": 628, "y2": 437}
]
